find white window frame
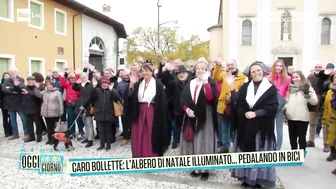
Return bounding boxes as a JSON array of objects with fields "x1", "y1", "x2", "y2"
[
  {"x1": 54, "y1": 8, "x2": 67, "y2": 35},
  {"x1": 0, "y1": 0, "x2": 14, "y2": 23},
  {"x1": 28, "y1": 57, "x2": 45, "y2": 76},
  {"x1": 54, "y1": 59, "x2": 68, "y2": 69},
  {"x1": 0, "y1": 53, "x2": 15, "y2": 70},
  {"x1": 28, "y1": 0, "x2": 44, "y2": 30}
]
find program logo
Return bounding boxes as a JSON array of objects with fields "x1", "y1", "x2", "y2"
[{"x1": 19, "y1": 146, "x2": 64, "y2": 174}]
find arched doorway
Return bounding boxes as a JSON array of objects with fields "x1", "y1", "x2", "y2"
[{"x1": 89, "y1": 36, "x2": 105, "y2": 72}]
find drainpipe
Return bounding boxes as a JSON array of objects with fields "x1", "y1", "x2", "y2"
[
  {"x1": 73, "y1": 9, "x2": 86, "y2": 70},
  {"x1": 116, "y1": 36, "x2": 119, "y2": 70}
]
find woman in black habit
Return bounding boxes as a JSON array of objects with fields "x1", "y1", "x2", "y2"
[
  {"x1": 230, "y1": 62, "x2": 278, "y2": 188},
  {"x1": 179, "y1": 60, "x2": 218, "y2": 181},
  {"x1": 124, "y1": 63, "x2": 171, "y2": 157}
]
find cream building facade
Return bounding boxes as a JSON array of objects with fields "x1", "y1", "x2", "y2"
[{"x1": 208, "y1": 0, "x2": 336, "y2": 75}]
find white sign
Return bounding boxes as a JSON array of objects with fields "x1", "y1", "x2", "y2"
[{"x1": 17, "y1": 8, "x2": 42, "y2": 22}]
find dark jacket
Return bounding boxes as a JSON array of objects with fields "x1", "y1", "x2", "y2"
[
  {"x1": 117, "y1": 79, "x2": 130, "y2": 100},
  {"x1": 73, "y1": 82, "x2": 94, "y2": 116},
  {"x1": 91, "y1": 87, "x2": 121, "y2": 122},
  {"x1": 307, "y1": 73, "x2": 319, "y2": 112},
  {"x1": 46, "y1": 76, "x2": 64, "y2": 94},
  {"x1": 19, "y1": 85, "x2": 42, "y2": 114},
  {"x1": 1, "y1": 77, "x2": 25, "y2": 110}
]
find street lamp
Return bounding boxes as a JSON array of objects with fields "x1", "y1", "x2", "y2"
[
  {"x1": 157, "y1": 0, "x2": 178, "y2": 63},
  {"x1": 157, "y1": 0, "x2": 162, "y2": 62}
]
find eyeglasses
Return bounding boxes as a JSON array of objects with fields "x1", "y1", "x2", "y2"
[{"x1": 315, "y1": 66, "x2": 322, "y2": 68}]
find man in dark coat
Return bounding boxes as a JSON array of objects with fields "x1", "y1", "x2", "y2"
[
  {"x1": 19, "y1": 76, "x2": 43, "y2": 142},
  {"x1": 2, "y1": 68, "x2": 27, "y2": 140}
]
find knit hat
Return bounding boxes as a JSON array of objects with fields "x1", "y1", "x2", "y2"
[
  {"x1": 100, "y1": 76, "x2": 111, "y2": 84},
  {"x1": 326, "y1": 63, "x2": 335, "y2": 69},
  {"x1": 105, "y1": 68, "x2": 115, "y2": 75}
]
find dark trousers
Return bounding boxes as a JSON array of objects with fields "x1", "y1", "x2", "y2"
[
  {"x1": 61, "y1": 102, "x2": 67, "y2": 122},
  {"x1": 26, "y1": 113, "x2": 42, "y2": 139},
  {"x1": 288, "y1": 120, "x2": 309, "y2": 151},
  {"x1": 66, "y1": 106, "x2": 84, "y2": 135},
  {"x1": 121, "y1": 116, "x2": 131, "y2": 140},
  {"x1": 97, "y1": 121, "x2": 115, "y2": 147},
  {"x1": 1, "y1": 108, "x2": 12, "y2": 135},
  {"x1": 45, "y1": 117, "x2": 59, "y2": 142}
]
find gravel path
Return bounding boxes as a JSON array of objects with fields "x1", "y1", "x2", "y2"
[{"x1": 0, "y1": 118, "x2": 284, "y2": 189}]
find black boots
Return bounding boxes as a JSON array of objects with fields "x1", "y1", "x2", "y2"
[{"x1": 85, "y1": 141, "x2": 93, "y2": 148}]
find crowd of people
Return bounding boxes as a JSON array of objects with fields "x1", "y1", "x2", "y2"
[{"x1": 0, "y1": 55, "x2": 336, "y2": 187}]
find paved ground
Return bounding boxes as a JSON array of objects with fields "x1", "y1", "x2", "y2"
[{"x1": 0, "y1": 117, "x2": 335, "y2": 188}]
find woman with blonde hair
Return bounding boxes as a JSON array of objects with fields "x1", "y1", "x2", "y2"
[
  {"x1": 267, "y1": 59, "x2": 291, "y2": 150},
  {"x1": 282, "y1": 71, "x2": 318, "y2": 151}
]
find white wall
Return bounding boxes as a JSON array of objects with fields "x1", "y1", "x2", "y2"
[{"x1": 81, "y1": 15, "x2": 118, "y2": 71}]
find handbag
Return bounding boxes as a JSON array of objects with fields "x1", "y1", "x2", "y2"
[
  {"x1": 69, "y1": 100, "x2": 78, "y2": 108},
  {"x1": 89, "y1": 107, "x2": 95, "y2": 116},
  {"x1": 54, "y1": 120, "x2": 67, "y2": 133},
  {"x1": 113, "y1": 101, "x2": 124, "y2": 117},
  {"x1": 183, "y1": 121, "x2": 195, "y2": 142},
  {"x1": 224, "y1": 103, "x2": 231, "y2": 117}
]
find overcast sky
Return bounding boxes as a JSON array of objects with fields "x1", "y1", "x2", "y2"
[{"x1": 76, "y1": 0, "x2": 219, "y2": 41}]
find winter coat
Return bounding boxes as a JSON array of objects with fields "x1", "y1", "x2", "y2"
[
  {"x1": 37, "y1": 88, "x2": 64, "y2": 118},
  {"x1": 267, "y1": 73, "x2": 291, "y2": 99},
  {"x1": 1, "y1": 77, "x2": 25, "y2": 110},
  {"x1": 284, "y1": 87, "x2": 318, "y2": 122},
  {"x1": 213, "y1": 65, "x2": 246, "y2": 114},
  {"x1": 91, "y1": 87, "x2": 121, "y2": 122},
  {"x1": 116, "y1": 79, "x2": 130, "y2": 100},
  {"x1": 59, "y1": 76, "x2": 80, "y2": 106},
  {"x1": 72, "y1": 82, "x2": 94, "y2": 116},
  {"x1": 19, "y1": 85, "x2": 42, "y2": 115}
]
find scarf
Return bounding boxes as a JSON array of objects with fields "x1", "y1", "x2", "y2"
[
  {"x1": 138, "y1": 77, "x2": 156, "y2": 106},
  {"x1": 290, "y1": 83, "x2": 301, "y2": 94},
  {"x1": 246, "y1": 77, "x2": 272, "y2": 109},
  {"x1": 330, "y1": 84, "x2": 336, "y2": 110}
]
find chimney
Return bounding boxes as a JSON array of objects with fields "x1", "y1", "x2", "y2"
[{"x1": 102, "y1": 4, "x2": 111, "y2": 13}]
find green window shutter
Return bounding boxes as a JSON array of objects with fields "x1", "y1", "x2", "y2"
[
  {"x1": 31, "y1": 60, "x2": 41, "y2": 74},
  {"x1": 30, "y1": 2, "x2": 41, "y2": 27},
  {"x1": 0, "y1": 58, "x2": 9, "y2": 77},
  {"x1": 0, "y1": 0, "x2": 9, "y2": 18},
  {"x1": 56, "y1": 62, "x2": 64, "y2": 69},
  {"x1": 56, "y1": 12, "x2": 64, "y2": 33}
]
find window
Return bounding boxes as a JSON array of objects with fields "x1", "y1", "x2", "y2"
[
  {"x1": 281, "y1": 10, "x2": 292, "y2": 41},
  {"x1": 242, "y1": 19, "x2": 252, "y2": 46},
  {"x1": 321, "y1": 18, "x2": 331, "y2": 45},
  {"x1": 0, "y1": 0, "x2": 14, "y2": 22},
  {"x1": 29, "y1": 57, "x2": 45, "y2": 75},
  {"x1": 55, "y1": 59, "x2": 67, "y2": 69},
  {"x1": 29, "y1": 0, "x2": 44, "y2": 30},
  {"x1": 55, "y1": 8, "x2": 67, "y2": 35},
  {"x1": 0, "y1": 58, "x2": 9, "y2": 77},
  {"x1": 0, "y1": 54, "x2": 15, "y2": 77}
]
